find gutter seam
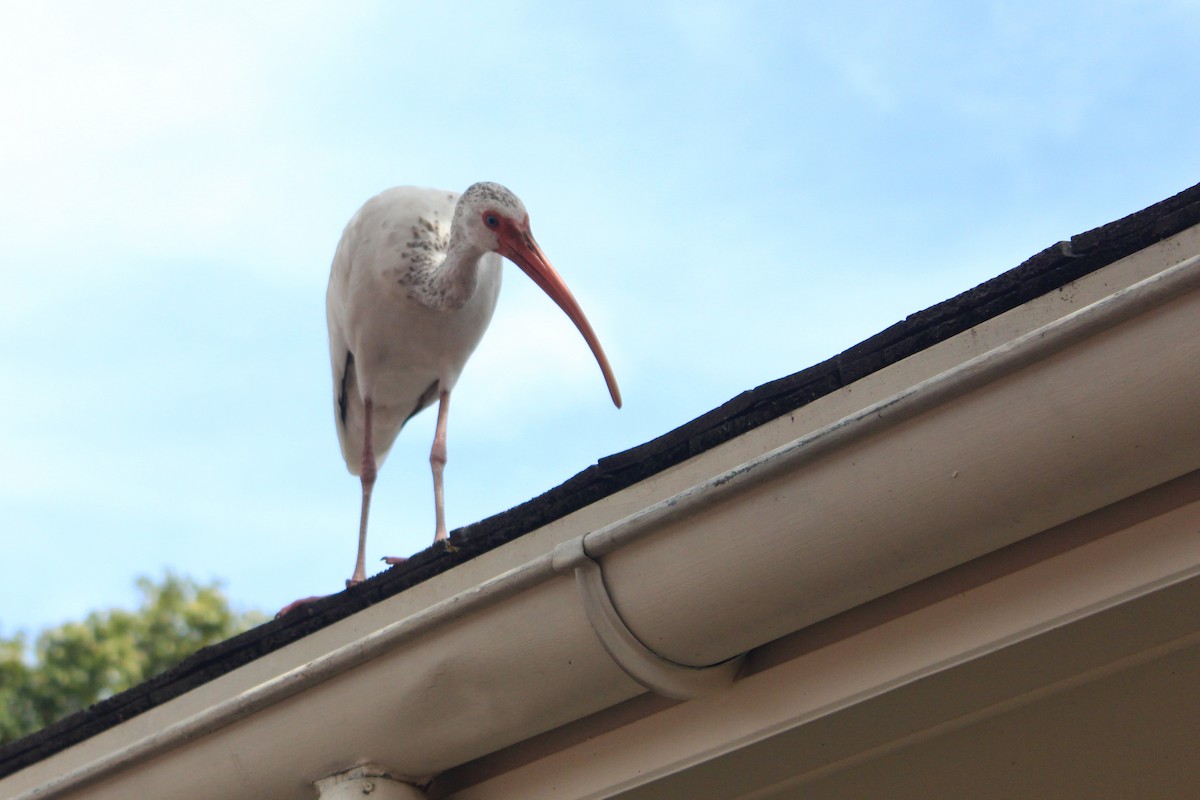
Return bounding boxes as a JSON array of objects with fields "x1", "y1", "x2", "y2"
[{"x1": 552, "y1": 538, "x2": 745, "y2": 699}]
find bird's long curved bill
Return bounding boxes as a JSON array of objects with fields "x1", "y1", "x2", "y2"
[{"x1": 501, "y1": 226, "x2": 622, "y2": 408}]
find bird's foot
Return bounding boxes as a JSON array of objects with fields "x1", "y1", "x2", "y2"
[
  {"x1": 277, "y1": 577, "x2": 365, "y2": 617},
  {"x1": 381, "y1": 538, "x2": 458, "y2": 566},
  {"x1": 276, "y1": 595, "x2": 329, "y2": 618}
]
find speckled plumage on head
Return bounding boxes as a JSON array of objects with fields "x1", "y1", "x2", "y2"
[{"x1": 455, "y1": 182, "x2": 527, "y2": 224}]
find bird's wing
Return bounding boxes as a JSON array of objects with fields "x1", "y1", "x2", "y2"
[{"x1": 327, "y1": 214, "x2": 364, "y2": 474}]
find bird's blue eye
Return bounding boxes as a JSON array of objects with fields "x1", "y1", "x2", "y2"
[{"x1": 484, "y1": 213, "x2": 500, "y2": 229}]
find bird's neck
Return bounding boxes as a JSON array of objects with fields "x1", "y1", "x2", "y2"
[{"x1": 406, "y1": 229, "x2": 484, "y2": 312}]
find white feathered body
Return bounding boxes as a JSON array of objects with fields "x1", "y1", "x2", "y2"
[{"x1": 326, "y1": 186, "x2": 503, "y2": 475}]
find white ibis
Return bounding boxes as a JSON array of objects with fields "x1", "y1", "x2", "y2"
[{"x1": 326, "y1": 182, "x2": 621, "y2": 589}]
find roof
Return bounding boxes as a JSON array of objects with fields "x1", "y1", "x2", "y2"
[{"x1": 4, "y1": 179, "x2": 1200, "y2": 780}]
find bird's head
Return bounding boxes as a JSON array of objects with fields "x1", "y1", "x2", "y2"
[
  {"x1": 455, "y1": 181, "x2": 530, "y2": 254},
  {"x1": 454, "y1": 181, "x2": 622, "y2": 409}
]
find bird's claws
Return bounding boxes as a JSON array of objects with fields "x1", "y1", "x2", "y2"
[
  {"x1": 380, "y1": 539, "x2": 458, "y2": 566},
  {"x1": 276, "y1": 596, "x2": 327, "y2": 618}
]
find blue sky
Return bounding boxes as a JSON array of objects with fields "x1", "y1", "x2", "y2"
[{"x1": 3, "y1": 1, "x2": 1199, "y2": 632}]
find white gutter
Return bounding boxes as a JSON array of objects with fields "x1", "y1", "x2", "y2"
[
  {"x1": 11, "y1": 252, "x2": 1200, "y2": 800},
  {"x1": 586, "y1": 250, "x2": 1200, "y2": 563}
]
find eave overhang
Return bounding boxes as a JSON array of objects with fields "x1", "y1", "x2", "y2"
[{"x1": 3, "y1": 195, "x2": 1200, "y2": 800}]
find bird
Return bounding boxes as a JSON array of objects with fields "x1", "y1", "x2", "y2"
[{"x1": 324, "y1": 181, "x2": 621, "y2": 591}]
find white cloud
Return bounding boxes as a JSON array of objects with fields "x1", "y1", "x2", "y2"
[{"x1": 0, "y1": 1, "x2": 360, "y2": 308}]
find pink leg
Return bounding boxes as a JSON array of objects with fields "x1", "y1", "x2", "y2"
[
  {"x1": 381, "y1": 389, "x2": 452, "y2": 567},
  {"x1": 277, "y1": 398, "x2": 378, "y2": 616},
  {"x1": 350, "y1": 397, "x2": 377, "y2": 586},
  {"x1": 431, "y1": 389, "x2": 451, "y2": 543}
]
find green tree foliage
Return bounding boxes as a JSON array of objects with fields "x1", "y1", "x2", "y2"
[{"x1": 0, "y1": 572, "x2": 265, "y2": 745}]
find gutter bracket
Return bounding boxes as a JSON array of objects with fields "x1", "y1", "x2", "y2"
[
  {"x1": 314, "y1": 764, "x2": 426, "y2": 799},
  {"x1": 552, "y1": 537, "x2": 745, "y2": 700}
]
